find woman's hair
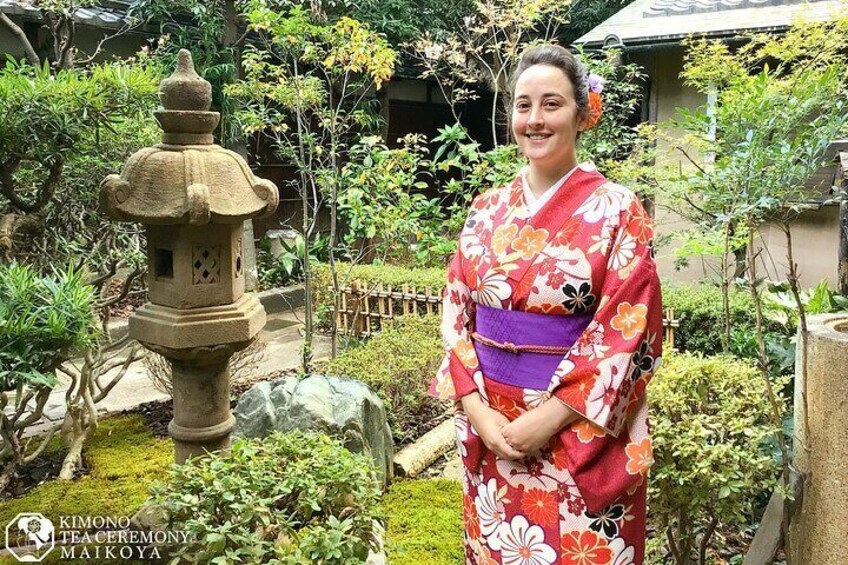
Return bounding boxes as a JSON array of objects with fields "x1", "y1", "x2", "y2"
[{"x1": 510, "y1": 44, "x2": 591, "y2": 121}]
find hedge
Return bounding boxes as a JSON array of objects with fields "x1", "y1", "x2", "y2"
[
  {"x1": 313, "y1": 262, "x2": 788, "y2": 357},
  {"x1": 321, "y1": 315, "x2": 446, "y2": 445}
]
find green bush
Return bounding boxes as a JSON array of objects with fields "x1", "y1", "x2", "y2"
[
  {"x1": 662, "y1": 281, "x2": 785, "y2": 356},
  {"x1": 384, "y1": 479, "x2": 463, "y2": 565},
  {"x1": 322, "y1": 315, "x2": 445, "y2": 445},
  {"x1": 0, "y1": 262, "x2": 99, "y2": 390},
  {"x1": 151, "y1": 431, "x2": 382, "y2": 564},
  {"x1": 312, "y1": 262, "x2": 446, "y2": 313},
  {"x1": 647, "y1": 352, "x2": 787, "y2": 564}
]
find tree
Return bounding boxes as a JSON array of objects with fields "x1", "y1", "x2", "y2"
[
  {"x1": 0, "y1": 263, "x2": 98, "y2": 490},
  {"x1": 227, "y1": 1, "x2": 395, "y2": 363},
  {"x1": 411, "y1": 0, "x2": 572, "y2": 145},
  {"x1": 664, "y1": 16, "x2": 848, "y2": 559}
]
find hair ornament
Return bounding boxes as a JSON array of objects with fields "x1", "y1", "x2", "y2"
[{"x1": 585, "y1": 72, "x2": 604, "y2": 129}]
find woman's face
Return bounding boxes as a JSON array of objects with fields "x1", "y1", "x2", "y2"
[{"x1": 511, "y1": 64, "x2": 585, "y2": 168}]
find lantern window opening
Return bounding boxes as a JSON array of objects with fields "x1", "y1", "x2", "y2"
[{"x1": 155, "y1": 248, "x2": 174, "y2": 280}]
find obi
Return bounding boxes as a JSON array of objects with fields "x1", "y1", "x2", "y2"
[{"x1": 471, "y1": 304, "x2": 593, "y2": 390}]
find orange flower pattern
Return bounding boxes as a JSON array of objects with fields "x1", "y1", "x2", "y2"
[
  {"x1": 625, "y1": 438, "x2": 654, "y2": 476},
  {"x1": 492, "y1": 223, "x2": 519, "y2": 255},
  {"x1": 610, "y1": 302, "x2": 648, "y2": 340},
  {"x1": 428, "y1": 164, "x2": 662, "y2": 563},
  {"x1": 511, "y1": 225, "x2": 549, "y2": 260},
  {"x1": 521, "y1": 488, "x2": 559, "y2": 528},
  {"x1": 561, "y1": 530, "x2": 613, "y2": 565}
]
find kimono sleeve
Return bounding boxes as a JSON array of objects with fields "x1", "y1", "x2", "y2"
[
  {"x1": 428, "y1": 247, "x2": 482, "y2": 402},
  {"x1": 550, "y1": 194, "x2": 663, "y2": 437}
]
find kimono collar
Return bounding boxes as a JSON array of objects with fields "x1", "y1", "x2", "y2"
[
  {"x1": 521, "y1": 164, "x2": 580, "y2": 216},
  {"x1": 499, "y1": 161, "x2": 606, "y2": 283}
]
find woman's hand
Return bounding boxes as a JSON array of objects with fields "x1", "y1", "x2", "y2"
[
  {"x1": 460, "y1": 393, "x2": 526, "y2": 461},
  {"x1": 501, "y1": 398, "x2": 579, "y2": 455}
]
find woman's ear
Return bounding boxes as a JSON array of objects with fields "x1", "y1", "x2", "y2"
[{"x1": 577, "y1": 112, "x2": 590, "y2": 132}]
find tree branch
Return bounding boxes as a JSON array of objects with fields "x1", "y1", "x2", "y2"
[{"x1": 0, "y1": 12, "x2": 40, "y2": 67}]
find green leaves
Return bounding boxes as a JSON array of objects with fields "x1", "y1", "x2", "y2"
[
  {"x1": 151, "y1": 430, "x2": 382, "y2": 564},
  {"x1": 0, "y1": 262, "x2": 98, "y2": 391},
  {"x1": 649, "y1": 352, "x2": 788, "y2": 561}
]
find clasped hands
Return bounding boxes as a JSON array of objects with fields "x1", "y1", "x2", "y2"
[{"x1": 459, "y1": 392, "x2": 578, "y2": 461}]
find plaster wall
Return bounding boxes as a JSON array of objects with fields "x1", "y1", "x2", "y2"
[{"x1": 630, "y1": 46, "x2": 841, "y2": 288}]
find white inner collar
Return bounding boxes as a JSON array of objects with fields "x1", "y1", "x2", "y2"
[{"x1": 521, "y1": 164, "x2": 579, "y2": 216}]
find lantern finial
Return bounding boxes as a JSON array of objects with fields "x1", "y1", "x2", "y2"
[{"x1": 159, "y1": 49, "x2": 212, "y2": 112}]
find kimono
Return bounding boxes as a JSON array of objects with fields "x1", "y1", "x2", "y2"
[{"x1": 428, "y1": 162, "x2": 662, "y2": 565}]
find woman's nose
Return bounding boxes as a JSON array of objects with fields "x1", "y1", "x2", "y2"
[{"x1": 528, "y1": 105, "x2": 543, "y2": 128}]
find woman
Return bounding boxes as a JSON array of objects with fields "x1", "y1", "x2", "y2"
[{"x1": 429, "y1": 44, "x2": 662, "y2": 564}]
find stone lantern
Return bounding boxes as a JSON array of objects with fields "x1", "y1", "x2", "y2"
[{"x1": 100, "y1": 50, "x2": 279, "y2": 463}]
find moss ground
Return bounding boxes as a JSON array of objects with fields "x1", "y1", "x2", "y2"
[
  {"x1": 0, "y1": 414, "x2": 172, "y2": 564},
  {"x1": 384, "y1": 479, "x2": 464, "y2": 565}
]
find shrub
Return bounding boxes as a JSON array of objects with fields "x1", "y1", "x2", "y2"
[
  {"x1": 151, "y1": 430, "x2": 382, "y2": 564},
  {"x1": 383, "y1": 479, "x2": 464, "y2": 565},
  {"x1": 312, "y1": 262, "x2": 446, "y2": 313},
  {"x1": 662, "y1": 281, "x2": 784, "y2": 356},
  {"x1": 322, "y1": 315, "x2": 445, "y2": 444},
  {"x1": 648, "y1": 352, "x2": 787, "y2": 565},
  {"x1": 0, "y1": 262, "x2": 100, "y2": 491},
  {"x1": 0, "y1": 262, "x2": 98, "y2": 390}
]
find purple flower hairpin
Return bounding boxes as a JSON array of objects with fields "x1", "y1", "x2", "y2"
[{"x1": 588, "y1": 73, "x2": 605, "y2": 94}]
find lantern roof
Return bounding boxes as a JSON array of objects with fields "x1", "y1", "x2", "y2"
[{"x1": 100, "y1": 50, "x2": 278, "y2": 225}]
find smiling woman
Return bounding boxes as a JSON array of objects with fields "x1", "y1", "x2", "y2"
[{"x1": 429, "y1": 44, "x2": 662, "y2": 564}]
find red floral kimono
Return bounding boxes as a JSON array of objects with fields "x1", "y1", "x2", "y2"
[{"x1": 429, "y1": 162, "x2": 662, "y2": 565}]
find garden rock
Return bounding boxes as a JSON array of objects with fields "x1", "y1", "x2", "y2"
[{"x1": 234, "y1": 374, "x2": 393, "y2": 485}]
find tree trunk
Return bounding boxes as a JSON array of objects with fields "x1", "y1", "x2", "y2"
[{"x1": 839, "y1": 179, "x2": 848, "y2": 296}]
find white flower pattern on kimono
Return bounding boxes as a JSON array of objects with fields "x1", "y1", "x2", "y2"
[
  {"x1": 523, "y1": 388, "x2": 551, "y2": 409},
  {"x1": 550, "y1": 359, "x2": 576, "y2": 391},
  {"x1": 574, "y1": 184, "x2": 630, "y2": 223},
  {"x1": 609, "y1": 232, "x2": 637, "y2": 272},
  {"x1": 497, "y1": 515, "x2": 557, "y2": 565},
  {"x1": 473, "y1": 271, "x2": 513, "y2": 307},
  {"x1": 475, "y1": 478, "x2": 507, "y2": 551},
  {"x1": 454, "y1": 410, "x2": 471, "y2": 458},
  {"x1": 585, "y1": 353, "x2": 632, "y2": 427},
  {"x1": 608, "y1": 538, "x2": 636, "y2": 565},
  {"x1": 588, "y1": 221, "x2": 614, "y2": 255},
  {"x1": 460, "y1": 232, "x2": 486, "y2": 260}
]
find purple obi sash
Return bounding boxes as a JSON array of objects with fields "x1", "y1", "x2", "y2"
[{"x1": 473, "y1": 305, "x2": 593, "y2": 390}]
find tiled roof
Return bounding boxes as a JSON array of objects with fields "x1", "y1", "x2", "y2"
[
  {"x1": 0, "y1": 1, "x2": 131, "y2": 29},
  {"x1": 645, "y1": 0, "x2": 811, "y2": 17},
  {"x1": 575, "y1": 0, "x2": 844, "y2": 47}
]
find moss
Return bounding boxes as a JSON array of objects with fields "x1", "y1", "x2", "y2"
[
  {"x1": 322, "y1": 315, "x2": 445, "y2": 443},
  {"x1": 384, "y1": 479, "x2": 464, "y2": 564},
  {"x1": 0, "y1": 414, "x2": 172, "y2": 532}
]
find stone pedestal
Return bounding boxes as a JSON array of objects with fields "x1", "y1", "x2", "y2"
[
  {"x1": 788, "y1": 313, "x2": 848, "y2": 564},
  {"x1": 148, "y1": 343, "x2": 248, "y2": 463}
]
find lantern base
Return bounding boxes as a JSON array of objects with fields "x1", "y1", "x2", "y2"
[{"x1": 129, "y1": 294, "x2": 265, "y2": 350}]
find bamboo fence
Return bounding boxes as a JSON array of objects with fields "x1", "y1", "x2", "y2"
[{"x1": 331, "y1": 281, "x2": 679, "y2": 348}]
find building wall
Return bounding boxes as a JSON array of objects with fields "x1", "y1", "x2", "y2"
[{"x1": 629, "y1": 45, "x2": 841, "y2": 288}]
